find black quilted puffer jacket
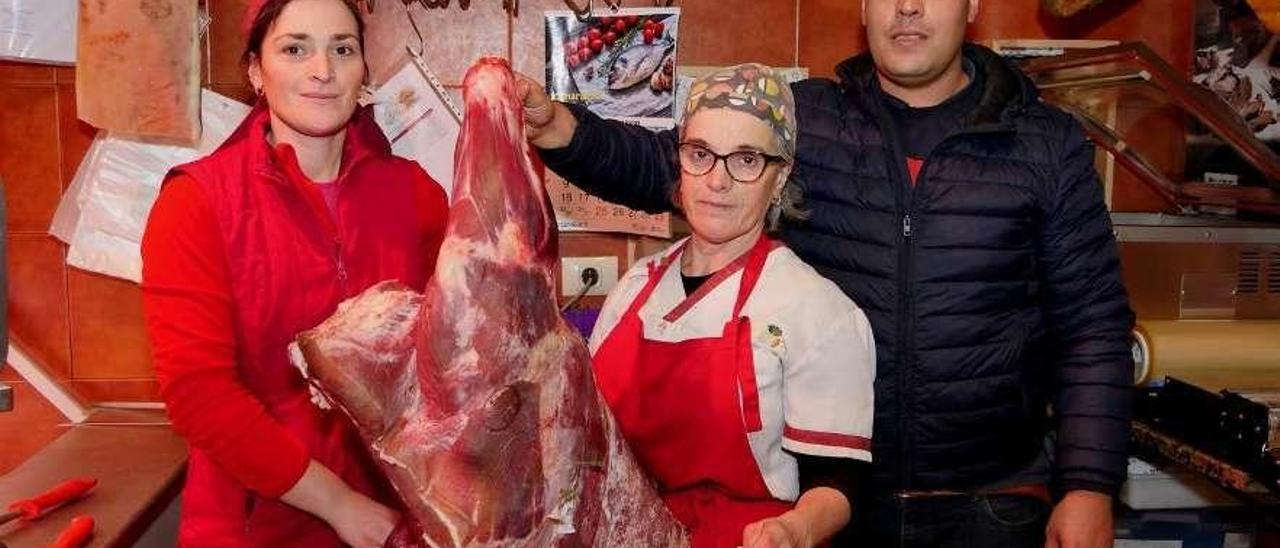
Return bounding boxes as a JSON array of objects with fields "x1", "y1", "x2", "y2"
[{"x1": 541, "y1": 43, "x2": 1135, "y2": 495}]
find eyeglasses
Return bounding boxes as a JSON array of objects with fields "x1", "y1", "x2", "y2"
[{"x1": 677, "y1": 142, "x2": 786, "y2": 183}]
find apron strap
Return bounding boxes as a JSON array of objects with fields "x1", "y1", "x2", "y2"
[
  {"x1": 728, "y1": 234, "x2": 773, "y2": 433},
  {"x1": 730, "y1": 234, "x2": 773, "y2": 319},
  {"x1": 622, "y1": 234, "x2": 773, "y2": 324},
  {"x1": 619, "y1": 239, "x2": 689, "y2": 321}
]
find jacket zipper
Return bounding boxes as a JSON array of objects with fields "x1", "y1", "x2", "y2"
[
  {"x1": 880, "y1": 115, "x2": 1012, "y2": 490},
  {"x1": 328, "y1": 177, "x2": 353, "y2": 298},
  {"x1": 304, "y1": 184, "x2": 349, "y2": 297},
  {"x1": 872, "y1": 102, "x2": 916, "y2": 490},
  {"x1": 897, "y1": 172, "x2": 915, "y2": 491},
  {"x1": 265, "y1": 162, "x2": 360, "y2": 298},
  {"x1": 333, "y1": 234, "x2": 350, "y2": 296},
  {"x1": 327, "y1": 157, "x2": 372, "y2": 300},
  {"x1": 328, "y1": 174, "x2": 352, "y2": 298}
]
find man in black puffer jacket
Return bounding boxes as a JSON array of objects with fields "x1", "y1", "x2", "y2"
[{"x1": 520, "y1": 1, "x2": 1134, "y2": 546}]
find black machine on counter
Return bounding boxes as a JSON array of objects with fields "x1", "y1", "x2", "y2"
[{"x1": 1136, "y1": 378, "x2": 1280, "y2": 499}]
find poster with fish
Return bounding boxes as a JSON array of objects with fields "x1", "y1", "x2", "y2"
[
  {"x1": 543, "y1": 8, "x2": 676, "y2": 237},
  {"x1": 369, "y1": 55, "x2": 462, "y2": 199},
  {"x1": 544, "y1": 8, "x2": 679, "y2": 123}
]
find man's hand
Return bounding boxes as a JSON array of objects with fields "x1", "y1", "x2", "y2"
[
  {"x1": 1044, "y1": 490, "x2": 1113, "y2": 548},
  {"x1": 514, "y1": 73, "x2": 577, "y2": 149}
]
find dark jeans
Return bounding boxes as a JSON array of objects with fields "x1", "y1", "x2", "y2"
[{"x1": 837, "y1": 492, "x2": 1051, "y2": 547}]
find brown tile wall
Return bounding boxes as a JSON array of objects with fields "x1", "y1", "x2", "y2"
[{"x1": 0, "y1": 1, "x2": 1196, "y2": 416}]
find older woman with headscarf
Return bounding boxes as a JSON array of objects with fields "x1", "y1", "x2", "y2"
[{"x1": 588, "y1": 64, "x2": 876, "y2": 548}]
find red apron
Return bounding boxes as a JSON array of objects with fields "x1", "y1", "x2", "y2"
[{"x1": 593, "y1": 235, "x2": 791, "y2": 548}]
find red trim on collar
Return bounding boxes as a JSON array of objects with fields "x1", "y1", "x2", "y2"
[{"x1": 661, "y1": 240, "x2": 784, "y2": 323}]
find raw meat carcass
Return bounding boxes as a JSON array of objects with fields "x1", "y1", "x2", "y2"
[
  {"x1": 76, "y1": 0, "x2": 200, "y2": 144},
  {"x1": 294, "y1": 57, "x2": 687, "y2": 548}
]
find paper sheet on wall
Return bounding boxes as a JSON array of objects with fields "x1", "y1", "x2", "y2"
[
  {"x1": 369, "y1": 55, "x2": 461, "y2": 197},
  {"x1": 545, "y1": 8, "x2": 680, "y2": 124},
  {"x1": 547, "y1": 119, "x2": 671, "y2": 238},
  {"x1": 544, "y1": 9, "x2": 679, "y2": 238},
  {"x1": 50, "y1": 90, "x2": 251, "y2": 283},
  {"x1": 0, "y1": 0, "x2": 77, "y2": 64},
  {"x1": 547, "y1": 171, "x2": 671, "y2": 238}
]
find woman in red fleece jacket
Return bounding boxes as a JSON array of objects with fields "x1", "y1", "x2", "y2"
[{"x1": 140, "y1": 0, "x2": 448, "y2": 545}]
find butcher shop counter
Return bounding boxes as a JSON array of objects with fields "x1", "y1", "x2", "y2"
[{"x1": 0, "y1": 408, "x2": 185, "y2": 547}]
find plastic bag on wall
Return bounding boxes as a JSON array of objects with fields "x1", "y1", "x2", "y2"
[
  {"x1": 50, "y1": 90, "x2": 251, "y2": 283},
  {"x1": 75, "y1": 0, "x2": 201, "y2": 144},
  {"x1": 0, "y1": 0, "x2": 77, "y2": 64}
]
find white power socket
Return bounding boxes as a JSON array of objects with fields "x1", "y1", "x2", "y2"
[{"x1": 560, "y1": 256, "x2": 619, "y2": 297}]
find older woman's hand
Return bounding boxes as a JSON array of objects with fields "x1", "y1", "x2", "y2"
[
  {"x1": 740, "y1": 486, "x2": 849, "y2": 548},
  {"x1": 742, "y1": 514, "x2": 808, "y2": 548}
]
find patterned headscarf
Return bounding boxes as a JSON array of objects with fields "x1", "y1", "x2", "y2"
[{"x1": 681, "y1": 63, "x2": 797, "y2": 161}]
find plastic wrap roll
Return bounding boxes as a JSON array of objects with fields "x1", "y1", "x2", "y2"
[{"x1": 1133, "y1": 320, "x2": 1280, "y2": 389}]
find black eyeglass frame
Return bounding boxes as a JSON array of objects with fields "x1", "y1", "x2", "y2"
[{"x1": 677, "y1": 142, "x2": 788, "y2": 183}]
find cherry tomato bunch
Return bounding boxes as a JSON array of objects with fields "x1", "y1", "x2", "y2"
[{"x1": 563, "y1": 15, "x2": 667, "y2": 69}]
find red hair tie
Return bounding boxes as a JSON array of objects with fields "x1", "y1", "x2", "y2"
[{"x1": 243, "y1": 0, "x2": 269, "y2": 35}]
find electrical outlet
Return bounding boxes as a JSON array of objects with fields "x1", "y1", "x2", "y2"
[{"x1": 561, "y1": 256, "x2": 618, "y2": 297}]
